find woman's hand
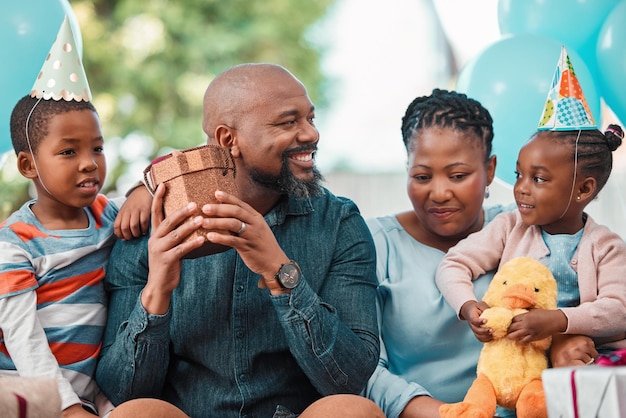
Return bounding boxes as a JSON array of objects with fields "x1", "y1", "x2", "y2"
[{"x1": 550, "y1": 334, "x2": 597, "y2": 367}]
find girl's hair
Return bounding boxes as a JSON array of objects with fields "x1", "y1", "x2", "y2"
[
  {"x1": 401, "y1": 88, "x2": 494, "y2": 162},
  {"x1": 532, "y1": 124, "x2": 624, "y2": 195},
  {"x1": 10, "y1": 94, "x2": 97, "y2": 155}
]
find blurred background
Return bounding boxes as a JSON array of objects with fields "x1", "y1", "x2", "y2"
[{"x1": 1, "y1": 0, "x2": 625, "y2": 236}]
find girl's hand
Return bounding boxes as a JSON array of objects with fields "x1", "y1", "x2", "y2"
[
  {"x1": 460, "y1": 300, "x2": 492, "y2": 342},
  {"x1": 507, "y1": 308, "x2": 567, "y2": 343}
]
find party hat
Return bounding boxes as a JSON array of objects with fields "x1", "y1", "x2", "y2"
[
  {"x1": 537, "y1": 46, "x2": 595, "y2": 131},
  {"x1": 30, "y1": 16, "x2": 91, "y2": 102}
]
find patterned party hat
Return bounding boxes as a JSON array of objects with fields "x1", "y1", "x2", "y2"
[
  {"x1": 30, "y1": 16, "x2": 91, "y2": 102},
  {"x1": 537, "y1": 46, "x2": 595, "y2": 131}
]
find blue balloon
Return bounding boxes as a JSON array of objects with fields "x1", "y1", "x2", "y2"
[
  {"x1": 497, "y1": 0, "x2": 619, "y2": 98},
  {"x1": 456, "y1": 34, "x2": 600, "y2": 186},
  {"x1": 0, "y1": 0, "x2": 82, "y2": 155},
  {"x1": 596, "y1": 1, "x2": 626, "y2": 125},
  {"x1": 498, "y1": 0, "x2": 619, "y2": 52}
]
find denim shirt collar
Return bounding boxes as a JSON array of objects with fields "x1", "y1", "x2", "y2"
[{"x1": 264, "y1": 194, "x2": 314, "y2": 227}]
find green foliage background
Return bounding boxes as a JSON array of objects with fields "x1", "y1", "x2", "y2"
[{"x1": 0, "y1": 0, "x2": 333, "y2": 219}]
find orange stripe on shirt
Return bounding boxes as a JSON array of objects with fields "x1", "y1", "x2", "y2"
[
  {"x1": 37, "y1": 269, "x2": 104, "y2": 304},
  {"x1": 0, "y1": 342, "x2": 101, "y2": 365},
  {"x1": 8, "y1": 222, "x2": 60, "y2": 242},
  {"x1": 0, "y1": 270, "x2": 38, "y2": 295},
  {"x1": 49, "y1": 342, "x2": 101, "y2": 366},
  {"x1": 90, "y1": 195, "x2": 107, "y2": 229}
]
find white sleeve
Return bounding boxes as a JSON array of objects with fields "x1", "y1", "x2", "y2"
[{"x1": 0, "y1": 291, "x2": 81, "y2": 410}]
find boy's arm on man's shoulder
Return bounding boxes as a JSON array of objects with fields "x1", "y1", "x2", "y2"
[{"x1": 113, "y1": 184, "x2": 152, "y2": 240}]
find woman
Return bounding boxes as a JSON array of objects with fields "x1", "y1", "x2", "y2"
[{"x1": 364, "y1": 89, "x2": 596, "y2": 418}]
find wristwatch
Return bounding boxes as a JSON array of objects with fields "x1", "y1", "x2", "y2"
[{"x1": 274, "y1": 260, "x2": 302, "y2": 289}]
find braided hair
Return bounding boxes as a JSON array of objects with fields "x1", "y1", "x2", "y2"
[
  {"x1": 531, "y1": 124, "x2": 624, "y2": 196},
  {"x1": 10, "y1": 94, "x2": 97, "y2": 155},
  {"x1": 401, "y1": 88, "x2": 494, "y2": 162}
]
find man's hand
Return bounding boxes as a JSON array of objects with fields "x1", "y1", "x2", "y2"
[
  {"x1": 200, "y1": 190, "x2": 290, "y2": 294},
  {"x1": 142, "y1": 183, "x2": 205, "y2": 314}
]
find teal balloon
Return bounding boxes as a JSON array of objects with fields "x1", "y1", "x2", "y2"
[
  {"x1": 456, "y1": 34, "x2": 600, "y2": 186},
  {"x1": 497, "y1": 0, "x2": 619, "y2": 96},
  {"x1": 0, "y1": 0, "x2": 82, "y2": 155},
  {"x1": 498, "y1": 0, "x2": 619, "y2": 52},
  {"x1": 596, "y1": 1, "x2": 626, "y2": 125}
]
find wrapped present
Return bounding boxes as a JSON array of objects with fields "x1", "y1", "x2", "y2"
[
  {"x1": 144, "y1": 144, "x2": 238, "y2": 258},
  {"x1": 542, "y1": 364, "x2": 626, "y2": 417},
  {"x1": 0, "y1": 377, "x2": 61, "y2": 418}
]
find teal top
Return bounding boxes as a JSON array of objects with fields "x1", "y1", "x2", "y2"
[
  {"x1": 541, "y1": 228, "x2": 584, "y2": 307},
  {"x1": 365, "y1": 205, "x2": 515, "y2": 418}
]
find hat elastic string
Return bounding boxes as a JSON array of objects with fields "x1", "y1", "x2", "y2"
[
  {"x1": 25, "y1": 96, "x2": 54, "y2": 198},
  {"x1": 557, "y1": 129, "x2": 581, "y2": 220}
]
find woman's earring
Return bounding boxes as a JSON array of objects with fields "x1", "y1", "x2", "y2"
[
  {"x1": 485, "y1": 186, "x2": 490, "y2": 199},
  {"x1": 576, "y1": 195, "x2": 581, "y2": 201}
]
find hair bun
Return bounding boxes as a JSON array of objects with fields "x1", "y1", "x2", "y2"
[{"x1": 604, "y1": 124, "x2": 624, "y2": 152}]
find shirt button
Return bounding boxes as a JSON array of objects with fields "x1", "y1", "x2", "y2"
[
  {"x1": 236, "y1": 330, "x2": 244, "y2": 339},
  {"x1": 240, "y1": 374, "x2": 247, "y2": 381},
  {"x1": 237, "y1": 285, "x2": 244, "y2": 292}
]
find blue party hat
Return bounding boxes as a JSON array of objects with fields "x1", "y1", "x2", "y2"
[{"x1": 537, "y1": 46, "x2": 595, "y2": 131}]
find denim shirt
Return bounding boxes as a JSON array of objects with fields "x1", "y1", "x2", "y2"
[{"x1": 96, "y1": 188, "x2": 379, "y2": 418}]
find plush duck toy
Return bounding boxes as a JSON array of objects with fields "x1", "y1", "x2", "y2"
[{"x1": 439, "y1": 257, "x2": 557, "y2": 418}]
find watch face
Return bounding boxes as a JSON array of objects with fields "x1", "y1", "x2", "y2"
[{"x1": 279, "y1": 263, "x2": 301, "y2": 289}]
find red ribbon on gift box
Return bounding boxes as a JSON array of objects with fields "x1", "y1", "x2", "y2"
[
  {"x1": 570, "y1": 349, "x2": 626, "y2": 418},
  {"x1": 570, "y1": 349, "x2": 626, "y2": 417},
  {"x1": 570, "y1": 370, "x2": 580, "y2": 418}
]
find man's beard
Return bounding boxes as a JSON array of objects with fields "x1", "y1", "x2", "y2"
[{"x1": 250, "y1": 153, "x2": 324, "y2": 199}]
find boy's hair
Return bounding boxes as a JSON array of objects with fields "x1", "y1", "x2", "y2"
[
  {"x1": 401, "y1": 88, "x2": 494, "y2": 162},
  {"x1": 10, "y1": 95, "x2": 97, "y2": 155},
  {"x1": 533, "y1": 124, "x2": 624, "y2": 196}
]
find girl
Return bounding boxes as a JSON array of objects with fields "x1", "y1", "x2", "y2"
[{"x1": 436, "y1": 124, "x2": 626, "y2": 351}]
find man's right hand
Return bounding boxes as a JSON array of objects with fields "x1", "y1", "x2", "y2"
[{"x1": 142, "y1": 183, "x2": 205, "y2": 315}]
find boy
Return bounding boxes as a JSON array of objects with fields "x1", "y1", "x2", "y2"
[{"x1": 0, "y1": 17, "x2": 116, "y2": 418}]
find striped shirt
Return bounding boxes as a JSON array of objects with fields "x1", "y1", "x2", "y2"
[{"x1": 0, "y1": 195, "x2": 117, "y2": 410}]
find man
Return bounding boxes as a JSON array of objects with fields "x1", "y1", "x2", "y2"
[{"x1": 96, "y1": 63, "x2": 383, "y2": 418}]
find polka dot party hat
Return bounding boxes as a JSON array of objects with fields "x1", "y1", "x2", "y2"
[
  {"x1": 537, "y1": 46, "x2": 596, "y2": 131},
  {"x1": 30, "y1": 16, "x2": 91, "y2": 102}
]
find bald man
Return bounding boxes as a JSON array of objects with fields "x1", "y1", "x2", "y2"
[{"x1": 97, "y1": 64, "x2": 383, "y2": 418}]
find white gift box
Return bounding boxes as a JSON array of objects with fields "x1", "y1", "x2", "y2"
[{"x1": 542, "y1": 365, "x2": 626, "y2": 417}]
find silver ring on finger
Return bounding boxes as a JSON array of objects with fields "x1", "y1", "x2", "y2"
[{"x1": 236, "y1": 221, "x2": 247, "y2": 235}]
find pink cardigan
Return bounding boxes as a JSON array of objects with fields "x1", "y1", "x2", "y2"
[{"x1": 436, "y1": 211, "x2": 626, "y2": 349}]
